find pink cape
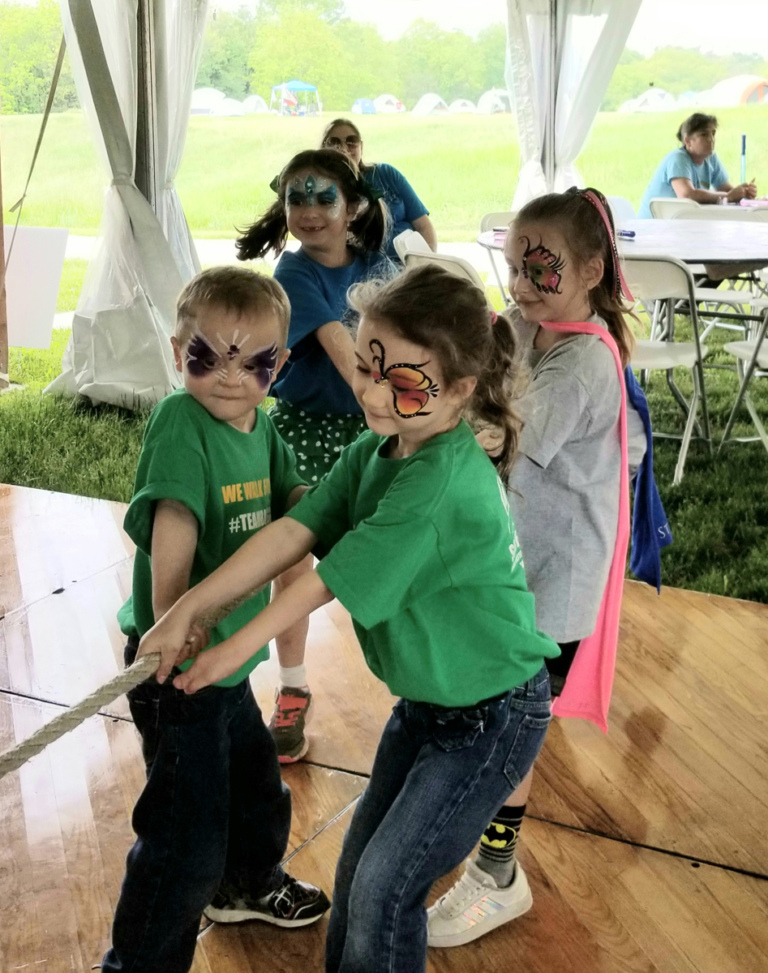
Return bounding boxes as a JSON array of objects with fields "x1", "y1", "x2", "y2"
[{"x1": 539, "y1": 320, "x2": 630, "y2": 732}]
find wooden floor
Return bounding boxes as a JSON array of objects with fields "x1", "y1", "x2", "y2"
[{"x1": 1, "y1": 482, "x2": 767, "y2": 973}]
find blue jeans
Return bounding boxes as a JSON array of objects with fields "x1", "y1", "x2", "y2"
[
  {"x1": 325, "y1": 667, "x2": 551, "y2": 973},
  {"x1": 102, "y1": 639, "x2": 291, "y2": 973}
]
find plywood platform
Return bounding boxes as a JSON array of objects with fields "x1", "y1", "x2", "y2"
[{"x1": 1, "y1": 484, "x2": 767, "y2": 973}]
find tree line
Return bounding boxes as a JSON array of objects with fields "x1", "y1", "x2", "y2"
[{"x1": 1, "y1": 0, "x2": 766, "y2": 116}]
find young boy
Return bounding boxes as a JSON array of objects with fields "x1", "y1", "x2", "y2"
[{"x1": 103, "y1": 267, "x2": 329, "y2": 973}]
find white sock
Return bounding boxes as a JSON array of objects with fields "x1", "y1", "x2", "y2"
[{"x1": 279, "y1": 664, "x2": 308, "y2": 689}]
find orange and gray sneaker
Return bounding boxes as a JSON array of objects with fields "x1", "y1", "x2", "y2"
[{"x1": 268, "y1": 686, "x2": 313, "y2": 763}]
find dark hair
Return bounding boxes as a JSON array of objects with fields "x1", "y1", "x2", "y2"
[
  {"x1": 348, "y1": 264, "x2": 524, "y2": 477},
  {"x1": 176, "y1": 266, "x2": 290, "y2": 346},
  {"x1": 677, "y1": 112, "x2": 717, "y2": 142},
  {"x1": 236, "y1": 149, "x2": 386, "y2": 260},
  {"x1": 513, "y1": 187, "x2": 635, "y2": 367}
]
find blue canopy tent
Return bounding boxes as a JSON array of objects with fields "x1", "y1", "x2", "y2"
[{"x1": 269, "y1": 79, "x2": 321, "y2": 116}]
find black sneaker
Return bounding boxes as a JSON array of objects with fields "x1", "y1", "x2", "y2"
[{"x1": 204, "y1": 874, "x2": 330, "y2": 928}]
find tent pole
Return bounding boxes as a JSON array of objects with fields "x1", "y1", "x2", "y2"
[
  {"x1": 135, "y1": 0, "x2": 158, "y2": 210},
  {"x1": 0, "y1": 133, "x2": 8, "y2": 390},
  {"x1": 545, "y1": 0, "x2": 557, "y2": 191}
]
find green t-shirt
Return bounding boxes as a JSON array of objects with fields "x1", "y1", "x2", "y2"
[
  {"x1": 288, "y1": 421, "x2": 559, "y2": 707},
  {"x1": 118, "y1": 388, "x2": 305, "y2": 686}
]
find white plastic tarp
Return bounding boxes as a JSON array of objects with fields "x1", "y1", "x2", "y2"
[
  {"x1": 47, "y1": 0, "x2": 207, "y2": 409},
  {"x1": 505, "y1": 0, "x2": 642, "y2": 210}
]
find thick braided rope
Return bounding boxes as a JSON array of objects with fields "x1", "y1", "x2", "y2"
[{"x1": 0, "y1": 652, "x2": 162, "y2": 781}]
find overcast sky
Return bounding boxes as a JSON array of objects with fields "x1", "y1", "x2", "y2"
[{"x1": 210, "y1": 0, "x2": 768, "y2": 57}]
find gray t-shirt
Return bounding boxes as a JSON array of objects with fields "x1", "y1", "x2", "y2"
[{"x1": 508, "y1": 316, "x2": 644, "y2": 642}]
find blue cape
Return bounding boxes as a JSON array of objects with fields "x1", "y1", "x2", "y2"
[{"x1": 626, "y1": 367, "x2": 673, "y2": 591}]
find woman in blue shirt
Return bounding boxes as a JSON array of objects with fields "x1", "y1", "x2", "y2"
[
  {"x1": 638, "y1": 112, "x2": 757, "y2": 218},
  {"x1": 320, "y1": 117, "x2": 437, "y2": 259}
]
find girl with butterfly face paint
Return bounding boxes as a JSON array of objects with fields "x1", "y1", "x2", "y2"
[
  {"x1": 428, "y1": 188, "x2": 663, "y2": 950},
  {"x1": 236, "y1": 149, "x2": 392, "y2": 763},
  {"x1": 139, "y1": 264, "x2": 558, "y2": 973}
]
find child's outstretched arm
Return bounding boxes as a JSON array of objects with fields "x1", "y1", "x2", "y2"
[
  {"x1": 173, "y1": 568, "x2": 332, "y2": 693},
  {"x1": 138, "y1": 516, "x2": 317, "y2": 683}
]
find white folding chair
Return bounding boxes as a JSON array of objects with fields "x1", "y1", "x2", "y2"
[
  {"x1": 719, "y1": 310, "x2": 768, "y2": 454},
  {"x1": 479, "y1": 212, "x2": 514, "y2": 304},
  {"x1": 623, "y1": 254, "x2": 712, "y2": 485},
  {"x1": 392, "y1": 229, "x2": 431, "y2": 263},
  {"x1": 479, "y1": 211, "x2": 514, "y2": 232},
  {"x1": 649, "y1": 197, "x2": 700, "y2": 219},
  {"x1": 606, "y1": 195, "x2": 636, "y2": 223},
  {"x1": 402, "y1": 249, "x2": 487, "y2": 293}
]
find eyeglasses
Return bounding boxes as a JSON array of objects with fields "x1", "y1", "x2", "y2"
[{"x1": 324, "y1": 136, "x2": 361, "y2": 149}]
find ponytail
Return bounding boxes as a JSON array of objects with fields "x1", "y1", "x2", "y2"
[{"x1": 236, "y1": 148, "x2": 387, "y2": 262}]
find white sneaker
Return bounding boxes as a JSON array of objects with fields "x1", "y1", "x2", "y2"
[{"x1": 427, "y1": 859, "x2": 533, "y2": 948}]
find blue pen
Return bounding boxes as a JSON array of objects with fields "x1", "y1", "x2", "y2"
[
  {"x1": 741, "y1": 134, "x2": 747, "y2": 184},
  {"x1": 617, "y1": 229, "x2": 635, "y2": 239}
]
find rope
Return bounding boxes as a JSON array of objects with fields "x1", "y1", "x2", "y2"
[{"x1": 0, "y1": 652, "x2": 161, "y2": 782}]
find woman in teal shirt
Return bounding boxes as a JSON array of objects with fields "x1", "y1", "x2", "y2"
[{"x1": 638, "y1": 112, "x2": 757, "y2": 218}]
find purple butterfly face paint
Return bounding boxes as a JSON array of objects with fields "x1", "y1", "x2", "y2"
[
  {"x1": 185, "y1": 330, "x2": 278, "y2": 391},
  {"x1": 521, "y1": 237, "x2": 566, "y2": 295}
]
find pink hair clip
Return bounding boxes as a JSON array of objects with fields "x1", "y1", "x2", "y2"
[{"x1": 489, "y1": 310, "x2": 498, "y2": 325}]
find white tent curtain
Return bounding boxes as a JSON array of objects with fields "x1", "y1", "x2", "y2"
[
  {"x1": 47, "y1": 0, "x2": 208, "y2": 409},
  {"x1": 505, "y1": 0, "x2": 642, "y2": 211}
]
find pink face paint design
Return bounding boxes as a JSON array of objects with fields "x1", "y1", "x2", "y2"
[
  {"x1": 369, "y1": 338, "x2": 439, "y2": 418},
  {"x1": 521, "y1": 237, "x2": 566, "y2": 294}
]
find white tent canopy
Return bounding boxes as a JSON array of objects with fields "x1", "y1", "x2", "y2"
[
  {"x1": 505, "y1": 0, "x2": 642, "y2": 209},
  {"x1": 448, "y1": 98, "x2": 477, "y2": 114},
  {"x1": 411, "y1": 93, "x2": 448, "y2": 116},
  {"x1": 477, "y1": 88, "x2": 511, "y2": 114},
  {"x1": 619, "y1": 87, "x2": 677, "y2": 113},
  {"x1": 374, "y1": 93, "x2": 405, "y2": 113},
  {"x1": 243, "y1": 93, "x2": 269, "y2": 113},
  {"x1": 47, "y1": 0, "x2": 207, "y2": 408}
]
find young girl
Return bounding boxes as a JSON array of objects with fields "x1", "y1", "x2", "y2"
[
  {"x1": 428, "y1": 187, "x2": 649, "y2": 948},
  {"x1": 137, "y1": 264, "x2": 560, "y2": 973},
  {"x1": 237, "y1": 149, "x2": 390, "y2": 762},
  {"x1": 319, "y1": 117, "x2": 437, "y2": 259}
]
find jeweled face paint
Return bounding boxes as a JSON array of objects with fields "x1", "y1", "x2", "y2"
[
  {"x1": 520, "y1": 236, "x2": 566, "y2": 294},
  {"x1": 184, "y1": 330, "x2": 278, "y2": 388},
  {"x1": 285, "y1": 173, "x2": 342, "y2": 219},
  {"x1": 369, "y1": 338, "x2": 439, "y2": 418}
]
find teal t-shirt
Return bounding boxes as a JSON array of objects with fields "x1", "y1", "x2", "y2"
[
  {"x1": 288, "y1": 421, "x2": 559, "y2": 707},
  {"x1": 118, "y1": 388, "x2": 305, "y2": 686},
  {"x1": 639, "y1": 147, "x2": 729, "y2": 218}
]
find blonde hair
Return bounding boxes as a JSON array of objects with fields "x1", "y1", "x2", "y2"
[{"x1": 176, "y1": 266, "x2": 290, "y2": 346}]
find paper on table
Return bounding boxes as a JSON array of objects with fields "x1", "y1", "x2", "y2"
[{"x1": 3, "y1": 226, "x2": 69, "y2": 349}]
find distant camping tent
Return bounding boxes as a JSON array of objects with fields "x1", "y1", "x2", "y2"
[
  {"x1": 374, "y1": 93, "x2": 405, "y2": 113},
  {"x1": 243, "y1": 94, "x2": 269, "y2": 114},
  {"x1": 695, "y1": 75, "x2": 768, "y2": 107},
  {"x1": 270, "y1": 79, "x2": 320, "y2": 115},
  {"x1": 190, "y1": 87, "x2": 226, "y2": 115},
  {"x1": 449, "y1": 98, "x2": 477, "y2": 114},
  {"x1": 352, "y1": 98, "x2": 376, "y2": 114},
  {"x1": 411, "y1": 93, "x2": 448, "y2": 116},
  {"x1": 215, "y1": 98, "x2": 245, "y2": 117},
  {"x1": 618, "y1": 87, "x2": 677, "y2": 113},
  {"x1": 477, "y1": 88, "x2": 512, "y2": 114}
]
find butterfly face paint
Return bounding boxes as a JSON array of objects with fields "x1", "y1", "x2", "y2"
[
  {"x1": 285, "y1": 173, "x2": 342, "y2": 220},
  {"x1": 185, "y1": 330, "x2": 278, "y2": 390},
  {"x1": 520, "y1": 237, "x2": 566, "y2": 294},
  {"x1": 369, "y1": 338, "x2": 439, "y2": 418}
]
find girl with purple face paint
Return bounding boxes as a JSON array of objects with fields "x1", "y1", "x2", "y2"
[
  {"x1": 136, "y1": 264, "x2": 559, "y2": 973},
  {"x1": 427, "y1": 187, "x2": 651, "y2": 949},
  {"x1": 236, "y1": 149, "x2": 390, "y2": 763}
]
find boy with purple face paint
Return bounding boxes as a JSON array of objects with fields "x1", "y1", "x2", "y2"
[{"x1": 104, "y1": 267, "x2": 330, "y2": 973}]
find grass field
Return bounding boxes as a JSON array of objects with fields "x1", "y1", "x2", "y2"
[
  {"x1": 2, "y1": 105, "x2": 768, "y2": 601},
  {"x1": 3, "y1": 105, "x2": 767, "y2": 239}
]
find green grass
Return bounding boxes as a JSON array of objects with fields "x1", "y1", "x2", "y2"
[
  {"x1": 2, "y1": 105, "x2": 768, "y2": 600},
  {"x1": 4, "y1": 106, "x2": 766, "y2": 241}
]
